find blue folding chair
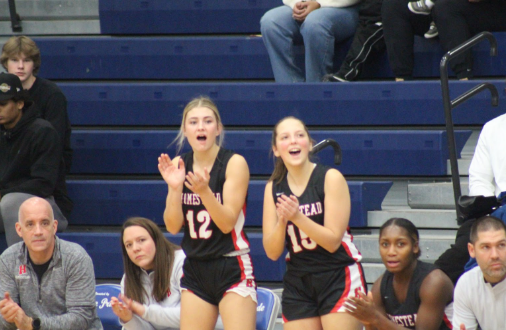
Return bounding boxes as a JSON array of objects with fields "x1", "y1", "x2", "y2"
[
  {"x1": 256, "y1": 287, "x2": 281, "y2": 330},
  {"x1": 95, "y1": 284, "x2": 122, "y2": 330}
]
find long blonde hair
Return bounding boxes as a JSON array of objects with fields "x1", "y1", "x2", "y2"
[{"x1": 173, "y1": 96, "x2": 224, "y2": 154}]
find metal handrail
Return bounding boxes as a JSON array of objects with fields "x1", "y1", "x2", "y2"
[
  {"x1": 440, "y1": 31, "x2": 499, "y2": 222},
  {"x1": 309, "y1": 139, "x2": 342, "y2": 165},
  {"x1": 8, "y1": 0, "x2": 22, "y2": 32}
]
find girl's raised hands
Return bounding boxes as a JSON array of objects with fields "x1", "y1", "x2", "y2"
[{"x1": 158, "y1": 154, "x2": 186, "y2": 189}]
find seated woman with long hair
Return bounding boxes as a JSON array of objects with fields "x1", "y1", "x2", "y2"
[{"x1": 111, "y1": 217, "x2": 185, "y2": 330}]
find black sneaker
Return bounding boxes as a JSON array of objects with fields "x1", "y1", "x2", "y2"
[
  {"x1": 322, "y1": 74, "x2": 349, "y2": 82},
  {"x1": 408, "y1": 0, "x2": 431, "y2": 15},
  {"x1": 424, "y1": 21, "x2": 438, "y2": 39}
]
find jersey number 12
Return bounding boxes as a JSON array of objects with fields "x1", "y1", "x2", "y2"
[{"x1": 186, "y1": 210, "x2": 212, "y2": 239}]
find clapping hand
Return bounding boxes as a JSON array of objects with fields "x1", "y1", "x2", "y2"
[{"x1": 158, "y1": 154, "x2": 186, "y2": 190}]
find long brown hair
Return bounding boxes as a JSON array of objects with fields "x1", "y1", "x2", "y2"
[
  {"x1": 269, "y1": 116, "x2": 313, "y2": 184},
  {"x1": 121, "y1": 217, "x2": 181, "y2": 303}
]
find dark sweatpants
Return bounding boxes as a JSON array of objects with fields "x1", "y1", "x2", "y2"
[
  {"x1": 382, "y1": 0, "x2": 432, "y2": 79},
  {"x1": 433, "y1": 0, "x2": 506, "y2": 79},
  {"x1": 336, "y1": 0, "x2": 386, "y2": 80}
]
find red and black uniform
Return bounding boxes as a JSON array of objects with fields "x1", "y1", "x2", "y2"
[
  {"x1": 272, "y1": 163, "x2": 366, "y2": 321},
  {"x1": 179, "y1": 148, "x2": 256, "y2": 305},
  {"x1": 380, "y1": 261, "x2": 453, "y2": 329}
]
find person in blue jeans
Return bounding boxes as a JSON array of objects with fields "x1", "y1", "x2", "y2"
[{"x1": 261, "y1": 0, "x2": 361, "y2": 82}]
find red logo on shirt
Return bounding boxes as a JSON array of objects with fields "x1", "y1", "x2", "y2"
[
  {"x1": 167, "y1": 290, "x2": 171, "y2": 298},
  {"x1": 246, "y1": 279, "x2": 254, "y2": 288},
  {"x1": 19, "y1": 265, "x2": 26, "y2": 275}
]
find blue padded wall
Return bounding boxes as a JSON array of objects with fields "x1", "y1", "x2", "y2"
[
  {"x1": 66, "y1": 180, "x2": 392, "y2": 227},
  {"x1": 61, "y1": 81, "x2": 506, "y2": 126},
  {"x1": 33, "y1": 33, "x2": 506, "y2": 80},
  {"x1": 99, "y1": 0, "x2": 279, "y2": 34},
  {"x1": 70, "y1": 130, "x2": 471, "y2": 176}
]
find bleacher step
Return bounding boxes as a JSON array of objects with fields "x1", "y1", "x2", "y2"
[
  {"x1": 0, "y1": 0, "x2": 100, "y2": 35},
  {"x1": 368, "y1": 208, "x2": 459, "y2": 228},
  {"x1": 408, "y1": 181, "x2": 469, "y2": 209},
  {"x1": 0, "y1": 20, "x2": 100, "y2": 35},
  {"x1": 0, "y1": 0, "x2": 98, "y2": 18},
  {"x1": 447, "y1": 157, "x2": 472, "y2": 176}
]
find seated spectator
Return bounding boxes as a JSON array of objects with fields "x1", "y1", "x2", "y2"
[
  {"x1": 469, "y1": 113, "x2": 506, "y2": 200},
  {"x1": 0, "y1": 73, "x2": 71, "y2": 246},
  {"x1": 261, "y1": 0, "x2": 361, "y2": 82},
  {"x1": 324, "y1": 0, "x2": 386, "y2": 82},
  {"x1": 111, "y1": 217, "x2": 185, "y2": 329},
  {"x1": 344, "y1": 218, "x2": 454, "y2": 329},
  {"x1": 112, "y1": 217, "x2": 224, "y2": 330},
  {"x1": 1, "y1": 35, "x2": 73, "y2": 173},
  {"x1": 452, "y1": 215, "x2": 506, "y2": 330},
  {"x1": 0, "y1": 197, "x2": 102, "y2": 330},
  {"x1": 382, "y1": 0, "x2": 506, "y2": 80},
  {"x1": 381, "y1": 0, "x2": 433, "y2": 80},
  {"x1": 432, "y1": 0, "x2": 506, "y2": 80}
]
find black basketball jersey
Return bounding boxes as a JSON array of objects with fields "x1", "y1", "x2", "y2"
[
  {"x1": 380, "y1": 261, "x2": 452, "y2": 330},
  {"x1": 180, "y1": 148, "x2": 250, "y2": 259},
  {"x1": 271, "y1": 163, "x2": 362, "y2": 275}
]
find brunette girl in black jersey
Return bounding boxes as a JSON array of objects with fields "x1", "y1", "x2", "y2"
[{"x1": 263, "y1": 116, "x2": 366, "y2": 330}]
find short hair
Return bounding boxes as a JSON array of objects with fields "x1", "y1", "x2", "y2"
[
  {"x1": 1, "y1": 36, "x2": 41, "y2": 74},
  {"x1": 172, "y1": 96, "x2": 224, "y2": 154},
  {"x1": 380, "y1": 217, "x2": 421, "y2": 258},
  {"x1": 469, "y1": 215, "x2": 506, "y2": 244},
  {"x1": 18, "y1": 197, "x2": 54, "y2": 223}
]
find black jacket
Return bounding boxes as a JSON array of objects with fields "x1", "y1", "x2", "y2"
[
  {"x1": 0, "y1": 103, "x2": 73, "y2": 217},
  {"x1": 29, "y1": 77, "x2": 73, "y2": 174}
]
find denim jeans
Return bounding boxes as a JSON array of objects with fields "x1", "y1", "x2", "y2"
[{"x1": 260, "y1": 4, "x2": 359, "y2": 82}]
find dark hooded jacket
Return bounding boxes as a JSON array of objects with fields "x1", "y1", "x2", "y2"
[{"x1": 0, "y1": 102, "x2": 72, "y2": 217}]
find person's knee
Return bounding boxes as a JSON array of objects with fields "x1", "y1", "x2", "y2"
[
  {"x1": 260, "y1": 7, "x2": 283, "y2": 35},
  {"x1": 0, "y1": 193, "x2": 25, "y2": 220},
  {"x1": 301, "y1": 16, "x2": 328, "y2": 39},
  {"x1": 432, "y1": 0, "x2": 456, "y2": 23},
  {"x1": 381, "y1": 0, "x2": 406, "y2": 20}
]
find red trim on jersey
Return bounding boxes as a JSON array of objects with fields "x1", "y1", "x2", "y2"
[
  {"x1": 443, "y1": 313, "x2": 452, "y2": 329},
  {"x1": 341, "y1": 241, "x2": 353, "y2": 258},
  {"x1": 282, "y1": 314, "x2": 288, "y2": 323},
  {"x1": 347, "y1": 227, "x2": 353, "y2": 240},
  {"x1": 236, "y1": 255, "x2": 247, "y2": 281},
  {"x1": 230, "y1": 204, "x2": 249, "y2": 251},
  {"x1": 331, "y1": 265, "x2": 351, "y2": 313}
]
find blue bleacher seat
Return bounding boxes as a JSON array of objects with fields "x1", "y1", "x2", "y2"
[
  {"x1": 99, "y1": 0, "x2": 279, "y2": 35},
  {"x1": 69, "y1": 130, "x2": 471, "y2": 176},
  {"x1": 66, "y1": 180, "x2": 391, "y2": 227},
  {"x1": 53, "y1": 232, "x2": 285, "y2": 281},
  {"x1": 33, "y1": 33, "x2": 506, "y2": 80},
  {"x1": 61, "y1": 81, "x2": 506, "y2": 127},
  {"x1": 95, "y1": 283, "x2": 122, "y2": 330},
  {"x1": 256, "y1": 287, "x2": 281, "y2": 330}
]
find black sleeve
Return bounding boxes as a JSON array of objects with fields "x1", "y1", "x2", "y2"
[
  {"x1": 0, "y1": 126, "x2": 62, "y2": 197},
  {"x1": 434, "y1": 219, "x2": 474, "y2": 285}
]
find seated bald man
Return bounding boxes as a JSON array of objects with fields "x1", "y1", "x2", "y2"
[{"x1": 0, "y1": 197, "x2": 102, "y2": 330}]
